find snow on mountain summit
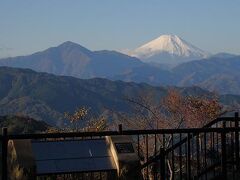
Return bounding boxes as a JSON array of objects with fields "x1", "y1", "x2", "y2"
[
  {"x1": 129, "y1": 35, "x2": 208, "y2": 64},
  {"x1": 134, "y1": 35, "x2": 204, "y2": 57}
]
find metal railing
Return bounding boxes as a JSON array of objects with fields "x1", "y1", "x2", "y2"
[
  {"x1": 1, "y1": 113, "x2": 240, "y2": 180},
  {"x1": 141, "y1": 112, "x2": 240, "y2": 180}
]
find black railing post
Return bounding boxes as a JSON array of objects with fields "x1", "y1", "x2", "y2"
[
  {"x1": 221, "y1": 130, "x2": 227, "y2": 180},
  {"x1": 146, "y1": 135, "x2": 149, "y2": 179},
  {"x1": 118, "y1": 124, "x2": 122, "y2": 134},
  {"x1": 187, "y1": 133, "x2": 191, "y2": 180},
  {"x1": 222, "y1": 120, "x2": 226, "y2": 128},
  {"x1": 235, "y1": 112, "x2": 239, "y2": 169},
  {"x1": 196, "y1": 134, "x2": 200, "y2": 177},
  {"x1": 2, "y1": 127, "x2": 8, "y2": 180},
  {"x1": 160, "y1": 148, "x2": 166, "y2": 180}
]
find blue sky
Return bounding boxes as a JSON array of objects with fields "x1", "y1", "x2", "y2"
[{"x1": 0, "y1": 0, "x2": 239, "y2": 58}]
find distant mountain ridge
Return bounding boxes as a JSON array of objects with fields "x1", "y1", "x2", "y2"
[
  {"x1": 0, "y1": 41, "x2": 240, "y2": 95},
  {"x1": 0, "y1": 41, "x2": 143, "y2": 79},
  {"x1": 113, "y1": 55, "x2": 240, "y2": 95},
  {"x1": 209, "y1": 52, "x2": 237, "y2": 59},
  {"x1": 128, "y1": 35, "x2": 209, "y2": 64},
  {"x1": 0, "y1": 66, "x2": 167, "y2": 126},
  {"x1": 2, "y1": 67, "x2": 239, "y2": 127}
]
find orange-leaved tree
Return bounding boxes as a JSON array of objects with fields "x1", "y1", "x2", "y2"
[
  {"x1": 64, "y1": 107, "x2": 107, "y2": 132},
  {"x1": 116, "y1": 89, "x2": 228, "y2": 180}
]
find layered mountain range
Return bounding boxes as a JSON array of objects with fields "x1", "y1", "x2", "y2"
[
  {"x1": 0, "y1": 35, "x2": 239, "y2": 95},
  {"x1": 0, "y1": 67, "x2": 239, "y2": 127},
  {"x1": 114, "y1": 55, "x2": 240, "y2": 95}
]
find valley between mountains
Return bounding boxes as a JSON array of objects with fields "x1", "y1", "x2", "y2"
[
  {"x1": 0, "y1": 35, "x2": 240, "y2": 127},
  {"x1": 0, "y1": 67, "x2": 240, "y2": 127},
  {"x1": 0, "y1": 35, "x2": 240, "y2": 95}
]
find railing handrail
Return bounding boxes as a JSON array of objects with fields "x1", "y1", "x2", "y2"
[
  {"x1": 1, "y1": 114, "x2": 239, "y2": 180},
  {"x1": 0, "y1": 116, "x2": 238, "y2": 139},
  {"x1": 1, "y1": 127, "x2": 240, "y2": 141},
  {"x1": 165, "y1": 115, "x2": 240, "y2": 154},
  {"x1": 141, "y1": 114, "x2": 240, "y2": 169}
]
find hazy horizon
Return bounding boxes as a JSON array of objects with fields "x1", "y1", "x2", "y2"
[{"x1": 0, "y1": 0, "x2": 240, "y2": 58}]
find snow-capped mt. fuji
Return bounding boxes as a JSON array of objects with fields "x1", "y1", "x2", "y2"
[{"x1": 129, "y1": 35, "x2": 209, "y2": 65}]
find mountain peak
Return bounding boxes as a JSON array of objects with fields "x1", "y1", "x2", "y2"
[
  {"x1": 58, "y1": 41, "x2": 85, "y2": 48},
  {"x1": 138, "y1": 34, "x2": 187, "y2": 54},
  {"x1": 129, "y1": 34, "x2": 208, "y2": 64},
  {"x1": 57, "y1": 41, "x2": 92, "y2": 55},
  {"x1": 152, "y1": 34, "x2": 182, "y2": 42}
]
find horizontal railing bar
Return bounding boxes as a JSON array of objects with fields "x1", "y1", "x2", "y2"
[
  {"x1": 0, "y1": 117, "x2": 237, "y2": 139},
  {"x1": 3, "y1": 127, "x2": 240, "y2": 140},
  {"x1": 202, "y1": 117, "x2": 239, "y2": 128},
  {"x1": 7, "y1": 131, "x2": 120, "y2": 140},
  {"x1": 217, "y1": 117, "x2": 239, "y2": 121}
]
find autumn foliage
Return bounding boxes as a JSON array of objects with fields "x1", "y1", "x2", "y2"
[
  {"x1": 121, "y1": 89, "x2": 225, "y2": 130},
  {"x1": 161, "y1": 89, "x2": 224, "y2": 128},
  {"x1": 64, "y1": 107, "x2": 107, "y2": 132}
]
